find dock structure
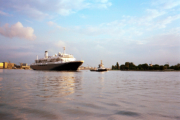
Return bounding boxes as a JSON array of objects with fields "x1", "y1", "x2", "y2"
[
  {"x1": 2, "y1": 62, "x2": 14, "y2": 69},
  {"x1": 0, "y1": 63, "x2": 3, "y2": 69},
  {"x1": 21, "y1": 63, "x2": 30, "y2": 69},
  {"x1": 0, "y1": 62, "x2": 30, "y2": 69}
]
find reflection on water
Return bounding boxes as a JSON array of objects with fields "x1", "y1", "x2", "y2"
[
  {"x1": 0, "y1": 70, "x2": 180, "y2": 120},
  {"x1": 35, "y1": 71, "x2": 83, "y2": 100},
  {"x1": 0, "y1": 69, "x2": 3, "y2": 73},
  {"x1": 0, "y1": 77, "x2": 2, "y2": 93}
]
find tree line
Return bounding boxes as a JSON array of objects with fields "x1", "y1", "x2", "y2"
[{"x1": 112, "y1": 62, "x2": 180, "y2": 70}]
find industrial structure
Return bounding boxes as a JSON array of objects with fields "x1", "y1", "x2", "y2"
[
  {"x1": 0, "y1": 62, "x2": 15, "y2": 69},
  {"x1": 0, "y1": 62, "x2": 30, "y2": 69},
  {"x1": 0, "y1": 63, "x2": 3, "y2": 69}
]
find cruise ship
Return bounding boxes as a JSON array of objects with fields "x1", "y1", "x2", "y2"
[{"x1": 30, "y1": 47, "x2": 84, "y2": 71}]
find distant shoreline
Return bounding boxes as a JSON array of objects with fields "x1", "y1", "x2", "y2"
[{"x1": 109, "y1": 70, "x2": 180, "y2": 72}]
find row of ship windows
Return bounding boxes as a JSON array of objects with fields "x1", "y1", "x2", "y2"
[{"x1": 35, "y1": 59, "x2": 73, "y2": 63}]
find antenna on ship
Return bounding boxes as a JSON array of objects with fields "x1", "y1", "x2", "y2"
[{"x1": 63, "y1": 47, "x2": 65, "y2": 54}]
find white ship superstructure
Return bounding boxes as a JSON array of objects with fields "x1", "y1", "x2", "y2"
[{"x1": 97, "y1": 60, "x2": 107, "y2": 71}]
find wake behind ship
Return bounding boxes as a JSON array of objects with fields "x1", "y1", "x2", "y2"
[{"x1": 30, "y1": 47, "x2": 84, "y2": 71}]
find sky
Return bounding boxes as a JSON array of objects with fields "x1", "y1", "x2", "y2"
[{"x1": 0, "y1": 0, "x2": 180, "y2": 67}]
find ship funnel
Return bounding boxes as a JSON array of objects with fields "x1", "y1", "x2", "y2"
[{"x1": 45, "y1": 51, "x2": 48, "y2": 58}]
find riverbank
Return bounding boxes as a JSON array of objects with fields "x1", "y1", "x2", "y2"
[{"x1": 110, "y1": 69, "x2": 180, "y2": 72}]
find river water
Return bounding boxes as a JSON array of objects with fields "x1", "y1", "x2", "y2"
[{"x1": 0, "y1": 69, "x2": 180, "y2": 120}]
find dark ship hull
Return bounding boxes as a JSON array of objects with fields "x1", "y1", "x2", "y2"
[
  {"x1": 30, "y1": 61, "x2": 83, "y2": 71},
  {"x1": 90, "y1": 69, "x2": 107, "y2": 72},
  {"x1": 96, "y1": 69, "x2": 107, "y2": 72}
]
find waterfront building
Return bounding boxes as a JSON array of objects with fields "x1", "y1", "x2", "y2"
[
  {"x1": 3, "y1": 62, "x2": 14, "y2": 69},
  {"x1": 0, "y1": 63, "x2": 3, "y2": 69}
]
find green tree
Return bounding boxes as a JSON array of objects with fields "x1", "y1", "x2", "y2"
[
  {"x1": 164, "y1": 64, "x2": 169, "y2": 69},
  {"x1": 141, "y1": 63, "x2": 148, "y2": 70},
  {"x1": 138, "y1": 64, "x2": 143, "y2": 70},
  {"x1": 112, "y1": 65, "x2": 115, "y2": 70},
  {"x1": 174, "y1": 65, "x2": 179, "y2": 70},
  {"x1": 129, "y1": 62, "x2": 136, "y2": 69},
  {"x1": 125, "y1": 62, "x2": 129, "y2": 70},
  {"x1": 169, "y1": 66, "x2": 174, "y2": 69},
  {"x1": 116, "y1": 62, "x2": 120, "y2": 70},
  {"x1": 120, "y1": 64, "x2": 125, "y2": 70},
  {"x1": 160, "y1": 65, "x2": 165, "y2": 70},
  {"x1": 149, "y1": 66, "x2": 153, "y2": 70},
  {"x1": 153, "y1": 64, "x2": 160, "y2": 70}
]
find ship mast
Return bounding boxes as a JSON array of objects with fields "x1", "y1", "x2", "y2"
[{"x1": 63, "y1": 47, "x2": 65, "y2": 54}]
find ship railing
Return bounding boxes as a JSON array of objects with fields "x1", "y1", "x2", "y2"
[{"x1": 31, "y1": 60, "x2": 76, "y2": 65}]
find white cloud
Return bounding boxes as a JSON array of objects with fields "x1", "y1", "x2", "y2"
[
  {"x1": 100, "y1": 0, "x2": 108, "y2": 3},
  {"x1": 149, "y1": 14, "x2": 180, "y2": 29},
  {"x1": 136, "y1": 41, "x2": 144, "y2": 45},
  {"x1": 25, "y1": 19, "x2": 33, "y2": 24},
  {"x1": 145, "y1": 9, "x2": 165, "y2": 21},
  {"x1": 0, "y1": 0, "x2": 112, "y2": 19},
  {"x1": 55, "y1": 41, "x2": 66, "y2": 47},
  {"x1": 14, "y1": 5, "x2": 49, "y2": 20},
  {"x1": 97, "y1": 3, "x2": 112, "y2": 9},
  {"x1": 47, "y1": 21, "x2": 55, "y2": 26},
  {"x1": 47, "y1": 21, "x2": 68, "y2": 31},
  {"x1": 45, "y1": 2, "x2": 180, "y2": 39},
  {"x1": 149, "y1": 32, "x2": 180, "y2": 47},
  {"x1": 0, "y1": 10, "x2": 11, "y2": 16},
  {"x1": 0, "y1": 22, "x2": 36, "y2": 40},
  {"x1": 160, "y1": 14, "x2": 180, "y2": 27},
  {"x1": 168, "y1": 27, "x2": 180, "y2": 35},
  {"x1": 58, "y1": 8, "x2": 74, "y2": 16},
  {"x1": 80, "y1": 14, "x2": 87, "y2": 19},
  {"x1": 44, "y1": 0, "x2": 180, "y2": 46},
  {"x1": 92, "y1": 0, "x2": 112, "y2": 9},
  {"x1": 163, "y1": 1, "x2": 180, "y2": 9},
  {"x1": 152, "y1": 0, "x2": 180, "y2": 10}
]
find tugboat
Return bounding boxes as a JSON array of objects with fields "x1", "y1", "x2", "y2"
[
  {"x1": 30, "y1": 47, "x2": 84, "y2": 71},
  {"x1": 90, "y1": 60, "x2": 107, "y2": 72}
]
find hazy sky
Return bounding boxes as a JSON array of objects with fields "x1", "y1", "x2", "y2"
[{"x1": 0, "y1": 0, "x2": 180, "y2": 67}]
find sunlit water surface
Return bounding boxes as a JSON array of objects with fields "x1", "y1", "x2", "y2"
[{"x1": 0, "y1": 69, "x2": 180, "y2": 120}]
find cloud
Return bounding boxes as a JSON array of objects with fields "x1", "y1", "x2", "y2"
[
  {"x1": 159, "y1": 14, "x2": 180, "y2": 27},
  {"x1": 55, "y1": 41, "x2": 66, "y2": 47},
  {"x1": 47, "y1": 21, "x2": 55, "y2": 26},
  {"x1": 45, "y1": 1, "x2": 180, "y2": 40},
  {"x1": 148, "y1": 32, "x2": 180, "y2": 47},
  {"x1": 0, "y1": 0, "x2": 112, "y2": 19},
  {"x1": 80, "y1": 14, "x2": 87, "y2": 19},
  {"x1": 0, "y1": 22, "x2": 36, "y2": 40},
  {"x1": 47, "y1": 21, "x2": 69, "y2": 32},
  {"x1": 149, "y1": 14, "x2": 180, "y2": 29},
  {"x1": 145, "y1": 9, "x2": 165, "y2": 21},
  {"x1": 91, "y1": 0, "x2": 112, "y2": 9},
  {"x1": 152, "y1": 0, "x2": 180, "y2": 10},
  {"x1": 20, "y1": 6, "x2": 49, "y2": 20},
  {"x1": 0, "y1": 10, "x2": 11, "y2": 16},
  {"x1": 25, "y1": 19, "x2": 33, "y2": 24}
]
